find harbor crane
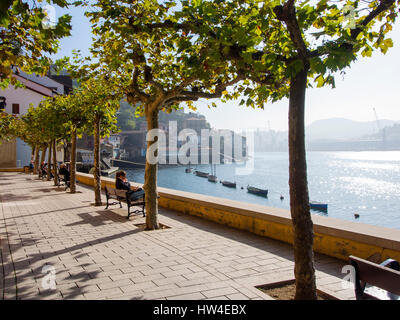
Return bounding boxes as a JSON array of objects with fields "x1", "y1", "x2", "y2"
[
  {"x1": 373, "y1": 107, "x2": 386, "y2": 143},
  {"x1": 373, "y1": 107, "x2": 381, "y2": 133}
]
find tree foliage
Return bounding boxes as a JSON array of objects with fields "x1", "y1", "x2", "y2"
[
  {"x1": 0, "y1": 0, "x2": 72, "y2": 89},
  {"x1": 0, "y1": 112, "x2": 18, "y2": 142}
]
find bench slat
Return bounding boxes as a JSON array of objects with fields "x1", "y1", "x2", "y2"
[{"x1": 115, "y1": 189, "x2": 128, "y2": 198}]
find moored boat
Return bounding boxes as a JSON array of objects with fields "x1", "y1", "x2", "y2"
[
  {"x1": 309, "y1": 201, "x2": 328, "y2": 211},
  {"x1": 207, "y1": 164, "x2": 217, "y2": 182},
  {"x1": 185, "y1": 162, "x2": 193, "y2": 173},
  {"x1": 194, "y1": 170, "x2": 209, "y2": 178},
  {"x1": 247, "y1": 186, "x2": 268, "y2": 197},
  {"x1": 221, "y1": 180, "x2": 236, "y2": 188}
]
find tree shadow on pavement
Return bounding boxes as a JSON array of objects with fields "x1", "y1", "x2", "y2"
[
  {"x1": 3, "y1": 227, "x2": 144, "y2": 300},
  {"x1": 158, "y1": 208, "x2": 347, "y2": 279}
]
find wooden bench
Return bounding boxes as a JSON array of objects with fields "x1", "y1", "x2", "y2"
[
  {"x1": 105, "y1": 186, "x2": 145, "y2": 219},
  {"x1": 349, "y1": 255, "x2": 400, "y2": 300},
  {"x1": 58, "y1": 173, "x2": 70, "y2": 190},
  {"x1": 39, "y1": 169, "x2": 47, "y2": 180},
  {"x1": 24, "y1": 166, "x2": 33, "y2": 173},
  {"x1": 39, "y1": 168, "x2": 47, "y2": 180}
]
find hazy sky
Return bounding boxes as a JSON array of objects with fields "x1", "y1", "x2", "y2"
[{"x1": 53, "y1": 5, "x2": 400, "y2": 132}]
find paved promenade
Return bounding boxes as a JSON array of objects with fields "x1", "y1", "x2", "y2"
[{"x1": 0, "y1": 172, "x2": 355, "y2": 300}]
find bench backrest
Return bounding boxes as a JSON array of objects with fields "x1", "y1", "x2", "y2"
[
  {"x1": 115, "y1": 188, "x2": 128, "y2": 198},
  {"x1": 105, "y1": 186, "x2": 127, "y2": 199},
  {"x1": 350, "y1": 255, "x2": 400, "y2": 295}
]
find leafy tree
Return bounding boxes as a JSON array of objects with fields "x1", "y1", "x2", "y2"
[
  {"x1": 35, "y1": 92, "x2": 90, "y2": 192},
  {"x1": 41, "y1": 98, "x2": 69, "y2": 184},
  {"x1": 165, "y1": 0, "x2": 398, "y2": 299},
  {"x1": 60, "y1": 93, "x2": 89, "y2": 193},
  {"x1": 71, "y1": 77, "x2": 121, "y2": 205},
  {"x1": 20, "y1": 96, "x2": 69, "y2": 182},
  {"x1": 85, "y1": 0, "x2": 246, "y2": 229},
  {"x1": 0, "y1": 0, "x2": 72, "y2": 88},
  {"x1": 19, "y1": 106, "x2": 48, "y2": 175},
  {"x1": 54, "y1": 55, "x2": 123, "y2": 203},
  {"x1": 0, "y1": 112, "x2": 18, "y2": 142}
]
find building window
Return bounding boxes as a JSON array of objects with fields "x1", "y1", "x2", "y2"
[{"x1": 12, "y1": 103, "x2": 19, "y2": 114}]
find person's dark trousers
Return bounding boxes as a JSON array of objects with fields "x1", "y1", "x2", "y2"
[{"x1": 127, "y1": 188, "x2": 144, "y2": 201}]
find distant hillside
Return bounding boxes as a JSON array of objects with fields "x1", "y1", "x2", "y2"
[{"x1": 306, "y1": 118, "x2": 398, "y2": 141}]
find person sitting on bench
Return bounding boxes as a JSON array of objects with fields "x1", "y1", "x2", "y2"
[
  {"x1": 59, "y1": 163, "x2": 70, "y2": 182},
  {"x1": 115, "y1": 170, "x2": 143, "y2": 200},
  {"x1": 40, "y1": 161, "x2": 47, "y2": 177}
]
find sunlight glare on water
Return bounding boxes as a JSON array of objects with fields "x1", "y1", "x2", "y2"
[{"x1": 123, "y1": 151, "x2": 400, "y2": 229}]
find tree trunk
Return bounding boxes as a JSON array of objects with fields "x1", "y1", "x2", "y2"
[
  {"x1": 31, "y1": 145, "x2": 35, "y2": 160},
  {"x1": 39, "y1": 144, "x2": 47, "y2": 178},
  {"x1": 33, "y1": 145, "x2": 39, "y2": 175},
  {"x1": 47, "y1": 140, "x2": 52, "y2": 181},
  {"x1": 144, "y1": 106, "x2": 160, "y2": 230},
  {"x1": 70, "y1": 129, "x2": 77, "y2": 193},
  {"x1": 93, "y1": 115, "x2": 102, "y2": 206},
  {"x1": 64, "y1": 140, "x2": 72, "y2": 163},
  {"x1": 288, "y1": 62, "x2": 317, "y2": 300},
  {"x1": 53, "y1": 139, "x2": 58, "y2": 186}
]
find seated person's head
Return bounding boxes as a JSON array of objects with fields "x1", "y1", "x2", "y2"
[{"x1": 116, "y1": 170, "x2": 126, "y2": 180}]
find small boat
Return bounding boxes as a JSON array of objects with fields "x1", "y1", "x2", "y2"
[
  {"x1": 207, "y1": 164, "x2": 217, "y2": 182},
  {"x1": 194, "y1": 170, "x2": 208, "y2": 178},
  {"x1": 309, "y1": 201, "x2": 328, "y2": 211},
  {"x1": 247, "y1": 186, "x2": 268, "y2": 197},
  {"x1": 185, "y1": 162, "x2": 193, "y2": 173},
  {"x1": 221, "y1": 180, "x2": 236, "y2": 188}
]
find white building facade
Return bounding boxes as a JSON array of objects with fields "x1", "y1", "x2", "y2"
[{"x1": 0, "y1": 72, "x2": 69, "y2": 168}]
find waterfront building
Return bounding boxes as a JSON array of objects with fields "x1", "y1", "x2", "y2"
[{"x1": 0, "y1": 70, "x2": 72, "y2": 168}]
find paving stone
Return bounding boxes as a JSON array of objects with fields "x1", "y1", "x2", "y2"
[
  {"x1": 201, "y1": 287, "x2": 239, "y2": 299},
  {"x1": 167, "y1": 292, "x2": 206, "y2": 300},
  {"x1": 226, "y1": 293, "x2": 249, "y2": 300}
]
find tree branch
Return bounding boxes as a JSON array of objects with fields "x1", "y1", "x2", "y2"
[
  {"x1": 308, "y1": 0, "x2": 396, "y2": 58},
  {"x1": 163, "y1": 73, "x2": 246, "y2": 106},
  {"x1": 129, "y1": 45, "x2": 165, "y2": 99},
  {"x1": 127, "y1": 66, "x2": 149, "y2": 103},
  {"x1": 350, "y1": 0, "x2": 396, "y2": 40},
  {"x1": 144, "y1": 65, "x2": 165, "y2": 94},
  {"x1": 274, "y1": 0, "x2": 308, "y2": 58}
]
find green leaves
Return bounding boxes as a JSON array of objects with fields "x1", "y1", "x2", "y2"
[
  {"x1": 378, "y1": 38, "x2": 394, "y2": 54},
  {"x1": 361, "y1": 45, "x2": 373, "y2": 57},
  {"x1": 71, "y1": 77, "x2": 122, "y2": 138},
  {"x1": 0, "y1": 112, "x2": 19, "y2": 143},
  {"x1": 0, "y1": 0, "x2": 72, "y2": 87}
]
